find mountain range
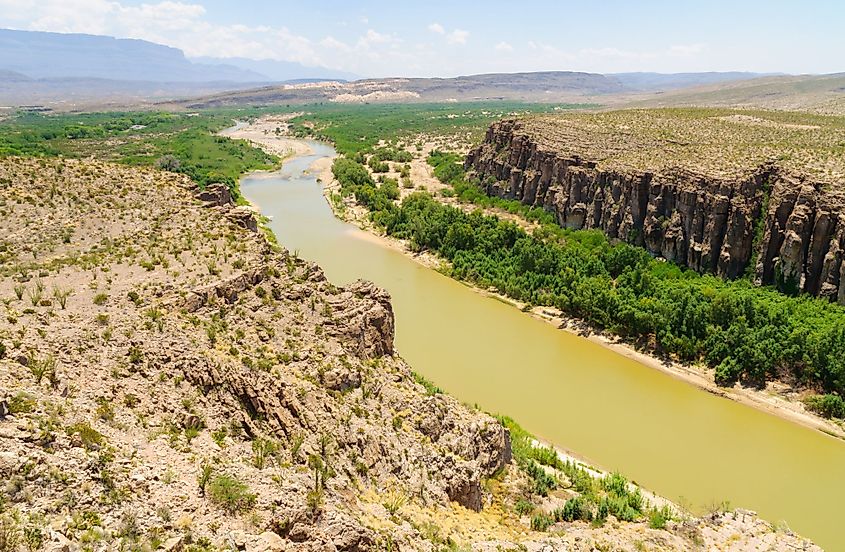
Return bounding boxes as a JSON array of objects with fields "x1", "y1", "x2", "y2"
[
  {"x1": 0, "y1": 28, "x2": 355, "y2": 84},
  {"x1": 3, "y1": 27, "x2": 835, "y2": 112}
]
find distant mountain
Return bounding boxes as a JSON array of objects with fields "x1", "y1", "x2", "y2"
[
  {"x1": 0, "y1": 76, "x2": 279, "y2": 108},
  {"x1": 610, "y1": 72, "x2": 766, "y2": 91},
  {"x1": 627, "y1": 73, "x2": 845, "y2": 114},
  {"x1": 411, "y1": 71, "x2": 626, "y2": 97},
  {"x1": 177, "y1": 71, "x2": 629, "y2": 109},
  {"x1": 0, "y1": 69, "x2": 32, "y2": 83},
  {"x1": 0, "y1": 28, "x2": 267, "y2": 83},
  {"x1": 191, "y1": 56, "x2": 360, "y2": 83}
]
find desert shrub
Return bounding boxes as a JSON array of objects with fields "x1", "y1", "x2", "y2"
[
  {"x1": 66, "y1": 422, "x2": 105, "y2": 450},
  {"x1": 648, "y1": 505, "x2": 672, "y2": 529},
  {"x1": 530, "y1": 513, "x2": 554, "y2": 532},
  {"x1": 0, "y1": 515, "x2": 20, "y2": 552},
  {"x1": 523, "y1": 460, "x2": 556, "y2": 496},
  {"x1": 28, "y1": 353, "x2": 56, "y2": 385},
  {"x1": 127, "y1": 291, "x2": 142, "y2": 306},
  {"x1": 156, "y1": 155, "x2": 181, "y2": 172},
  {"x1": 207, "y1": 474, "x2": 256, "y2": 514},
  {"x1": 53, "y1": 286, "x2": 72, "y2": 309},
  {"x1": 553, "y1": 496, "x2": 592, "y2": 522},
  {"x1": 514, "y1": 499, "x2": 535, "y2": 516},
  {"x1": 251, "y1": 437, "x2": 279, "y2": 469},
  {"x1": 211, "y1": 427, "x2": 228, "y2": 447},
  {"x1": 8, "y1": 392, "x2": 36, "y2": 414},
  {"x1": 197, "y1": 462, "x2": 213, "y2": 495}
]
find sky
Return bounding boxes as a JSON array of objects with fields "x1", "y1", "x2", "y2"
[{"x1": 0, "y1": 0, "x2": 842, "y2": 78}]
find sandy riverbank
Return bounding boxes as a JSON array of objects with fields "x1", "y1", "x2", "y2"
[
  {"x1": 220, "y1": 114, "x2": 314, "y2": 160},
  {"x1": 228, "y1": 117, "x2": 845, "y2": 442}
]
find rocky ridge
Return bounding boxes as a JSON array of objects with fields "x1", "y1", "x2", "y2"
[
  {"x1": 466, "y1": 110, "x2": 845, "y2": 301},
  {"x1": 0, "y1": 159, "x2": 509, "y2": 551},
  {"x1": 0, "y1": 157, "x2": 820, "y2": 550}
]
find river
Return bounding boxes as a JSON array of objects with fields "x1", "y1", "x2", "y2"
[{"x1": 241, "y1": 139, "x2": 843, "y2": 550}]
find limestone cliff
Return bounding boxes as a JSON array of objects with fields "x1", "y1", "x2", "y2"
[
  {"x1": 0, "y1": 156, "x2": 820, "y2": 551},
  {"x1": 466, "y1": 114, "x2": 845, "y2": 301}
]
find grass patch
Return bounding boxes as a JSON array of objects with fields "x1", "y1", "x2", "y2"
[{"x1": 207, "y1": 474, "x2": 256, "y2": 514}]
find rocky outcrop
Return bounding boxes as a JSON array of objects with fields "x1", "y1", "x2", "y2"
[
  {"x1": 326, "y1": 280, "x2": 395, "y2": 359},
  {"x1": 196, "y1": 182, "x2": 232, "y2": 206},
  {"x1": 466, "y1": 119, "x2": 845, "y2": 301},
  {"x1": 0, "y1": 157, "x2": 515, "y2": 552}
]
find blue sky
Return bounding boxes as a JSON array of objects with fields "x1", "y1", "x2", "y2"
[{"x1": 0, "y1": 0, "x2": 841, "y2": 77}]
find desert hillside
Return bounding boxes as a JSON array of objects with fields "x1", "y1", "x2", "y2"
[
  {"x1": 627, "y1": 73, "x2": 845, "y2": 116},
  {"x1": 0, "y1": 156, "x2": 820, "y2": 550}
]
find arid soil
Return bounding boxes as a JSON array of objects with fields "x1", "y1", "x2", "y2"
[{"x1": 0, "y1": 148, "x2": 822, "y2": 550}]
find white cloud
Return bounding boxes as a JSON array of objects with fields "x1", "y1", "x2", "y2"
[
  {"x1": 447, "y1": 29, "x2": 469, "y2": 44},
  {"x1": 356, "y1": 28, "x2": 398, "y2": 50},
  {"x1": 0, "y1": 0, "x2": 717, "y2": 78},
  {"x1": 320, "y1": 36, "x2": 351, "y2": 52},
  {"x1": 0, "y1": 0, "x2": 325, "y2": 63},
  {"x1": 428, "y1": 23, "x2": 467, "y2": 44},
  {"x1": 0, "y1": 0, "x2": 424, "y2": 72},
  {"x1": 495, "y1": 41, "x2": 513, "y2": 52},
  {"x1": 427, "y1": 22, "x2": 445, "y2": 34}
]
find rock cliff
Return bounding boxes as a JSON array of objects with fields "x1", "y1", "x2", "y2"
[
  {"x1": 0, "y1": 155, "x2": 820, "y2": 550},
  {"x1": 0, "y1": 157, "x2": 510, "y2": 551},
  {"x1": 466, "y1": 113, "x2": 845, "y2": 301}
]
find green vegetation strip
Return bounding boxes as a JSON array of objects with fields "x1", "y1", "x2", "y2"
[
  {"x1": 288, "y1": 102, "x2": 595, "y2": 155},
  {"x1": 499, "y1": 416, "x2": 672, "y2": 530},
  {"x1": 0, "y1": 109, "x2": 278, "y2": 191},
  {"x1": 332, "y1": 150, "x2": 845, "y2": 414}
]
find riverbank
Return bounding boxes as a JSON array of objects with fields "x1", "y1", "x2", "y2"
[
  {"x1": 225, "y1": 119, "x2": 845, "y2": 442},
  {"x1": 219, "y1": 114, "x2": 313, "y2": 160},
  {"x1": 229, "y1": 119, "x2": 845, "y2": 548},
  {"x1": 349, "y1": 207, "x2": 845, "y2": 442}
]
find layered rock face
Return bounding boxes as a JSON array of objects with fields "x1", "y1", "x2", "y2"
[{"x1": 466, "y1": 119, "x2": 845, "y2": 301}]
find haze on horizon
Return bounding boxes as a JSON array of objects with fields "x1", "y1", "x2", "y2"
[{"x1": 0, "y1": 0, "x2": 841, "y2": 78}]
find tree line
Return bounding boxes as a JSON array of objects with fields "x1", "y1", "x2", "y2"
[{"x1": 333, "y1": 152, "x2": 845, "y2": 416}]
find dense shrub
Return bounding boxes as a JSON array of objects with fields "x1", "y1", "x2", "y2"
[
  {"x1": 333, "y1": 153, "x2": 845, "y2": 397},
  {"x1": 804, "y1": 393, "x2": 845, "y2": 419},
  {"x1": 553, "y1": 496, "x2": 593, "y2": 522}
]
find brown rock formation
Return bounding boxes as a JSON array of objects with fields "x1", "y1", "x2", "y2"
[{"x1": 466, "y1": 118, "x2": 845, "y2": 301}]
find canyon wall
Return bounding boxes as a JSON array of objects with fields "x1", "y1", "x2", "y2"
[{"x1": 466, "y1": 119, "x2": 845, "y2": 302}]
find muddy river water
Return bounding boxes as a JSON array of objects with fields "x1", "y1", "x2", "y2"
[{"x1": 241, "y1": 140, "x2": 843, "y2": 549}]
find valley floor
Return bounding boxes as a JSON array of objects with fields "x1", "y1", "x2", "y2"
[{"x1": 227, "y1": 117, "x2": 845, "y2": 444}]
